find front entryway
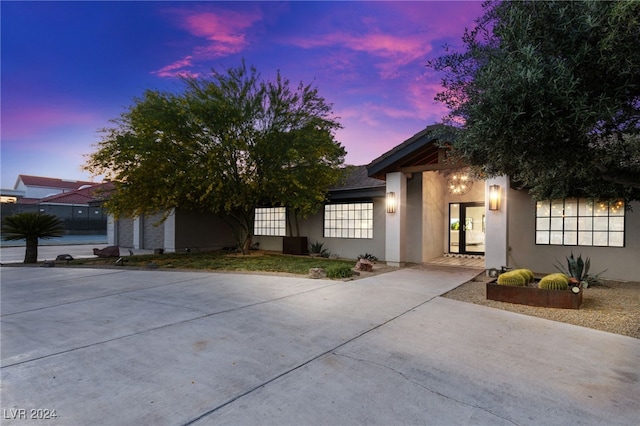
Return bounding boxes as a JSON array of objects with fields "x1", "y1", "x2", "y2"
[{"x1": 449, "y1": 202, "x2": 485, "y2": 255}]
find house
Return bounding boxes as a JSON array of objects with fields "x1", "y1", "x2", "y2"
[
  {"x1": 7, "y1": 174, "x2": 97, "y2": 203},
  {"x1": 1, "y1": 177, "x2": 112, "y2": 235},
  {"x1": 106, "y1": 125, "x2": 639, "y2": 281}
]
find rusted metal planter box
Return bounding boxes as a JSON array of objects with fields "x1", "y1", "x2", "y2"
[{"x1": 486, "y1": 281, "x2": 582, "y2": 309}]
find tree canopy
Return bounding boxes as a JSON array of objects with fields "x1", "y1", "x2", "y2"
[
  {"x1": 428, "y1": 0, "x2": 640, "y2": 202},
  {"x1": 85, "y1": 62, "x2": 346, "y2": 252}
]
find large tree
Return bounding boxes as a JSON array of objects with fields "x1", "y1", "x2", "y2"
[
  {"x1": 428, "y1": 0, "x2": 640, "y2": 202},
  {"x1": 85, "y1": 63, "x2": 345, "y2": 253}
]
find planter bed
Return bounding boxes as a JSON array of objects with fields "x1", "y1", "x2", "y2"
[{"x1": 486, "y1": 280, "x2": 582, "y2": 309}]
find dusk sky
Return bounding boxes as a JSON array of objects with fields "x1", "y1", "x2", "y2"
[{"x1": 1, "y1": 1, "x2": 485, "y2": 188}]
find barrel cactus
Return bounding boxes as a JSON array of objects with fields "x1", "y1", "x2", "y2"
[
  {"x1": 539, "y1": 273, "x2": 569, "y2": 290},
  {"x1": 497, "y1": 271, "x2": 526, "y2": 286},
  {"x1": 512, "y1": 268, "x2": 534, "y2": 283}
]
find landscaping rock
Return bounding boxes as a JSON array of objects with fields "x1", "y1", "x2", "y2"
[
  {"x1": 93, "y1": 246, "x2": 120, "y2": 258},
  {"x1": 56, "y1": 254, "x2": 74, "y2": 261},
  {"x1": 309, "y1": 268, "x2": 327, "y2": 279},
  {"x1": 355, "y1": 258, "x2": 374, "y2": 272}
]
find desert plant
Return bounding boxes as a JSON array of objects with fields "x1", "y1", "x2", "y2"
[
  {"x1": 1, "y1": 212, "x2": 64, "y2": 263},
  {"x1": 538, "y1": 273, "x2": 569, "y2": 290},
  {"x1": 357, "y1": 253, "x2": 378, "y2": 263},
  {"x1": 497, "y1": 271, "x2": 526, "y2": 286},
  {"x1": 512, "y1": 268, "x2": 534, "y2": 283},
  {"x1": 309, "y1": 241, "x2": 330, "y2": 258},
  {"x1": 326, "y1": 264, "x2": 354, "y2": 279},
  {"x1": 554, "y1": 252, "x2": 606, "y2": 288}
]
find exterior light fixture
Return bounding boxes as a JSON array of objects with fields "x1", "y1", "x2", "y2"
[
  {"x1": 489, "y1": 185, "x2": 501, "y2": 211},
  {"x1": 447, "y1": 171, "x2": 473, "y2": 195},
  {"x1": 386, "y1": 192, "x2": 396, "y2": 214}
]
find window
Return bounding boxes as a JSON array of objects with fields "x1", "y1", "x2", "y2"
[
  {"x1": 536, "y1": 199, "x2": 624, "y2": 247},
  {"x1": 254, "y1": 207, "x2": 286, "y2": 236},
  {"x1": 324, "y1": 202, "x2": 373, "y2": 239}
]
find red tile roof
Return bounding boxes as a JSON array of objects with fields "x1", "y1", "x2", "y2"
[
  {"x1": 16, "y1": 175, "x2": 96, "y2": 190},
  {"x1": 37, "y1": 182, "x2": 115, "y2": 205}
]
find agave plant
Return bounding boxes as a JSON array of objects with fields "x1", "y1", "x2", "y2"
[
  {"x1": 1, "y1": 212, "x2": 64, "y2": 263},
  {"x1": 554, "y1": 252, "x2": 606, "y2": 288},
  {"x1": 309, "y1": 240, "x2": 330, "y2": 258}
]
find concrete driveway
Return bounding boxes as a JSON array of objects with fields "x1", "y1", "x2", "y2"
[{"x1": 1, "y1": 266, "x2": 638, "y2": 425}]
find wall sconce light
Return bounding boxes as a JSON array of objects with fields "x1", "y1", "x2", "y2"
[
  {"x1": 386, "y1": 192, "x2": 396, "y2": 214},
  {"x1": 489, "y1": 185, "x2": 501, "y2": 211}
]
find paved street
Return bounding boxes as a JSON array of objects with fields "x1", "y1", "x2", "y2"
[{"x1": 1, "y1": 265, "x2": 638, "y2": 425}]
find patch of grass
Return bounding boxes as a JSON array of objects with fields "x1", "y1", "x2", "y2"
[
  {"x1": 326, "y1": 264, "x2": 355, "y2": 279},
  {"x1": 71, "y1": 250, "x2": 356, "y2": 276}
]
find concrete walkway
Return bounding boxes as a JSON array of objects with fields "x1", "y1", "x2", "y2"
[{"x1": 1, "y1": 265, "x2": 638, "y2": 425}]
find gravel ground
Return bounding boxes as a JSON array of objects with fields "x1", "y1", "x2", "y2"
[{"x1": 443, "y1": 274, "x2": 640, "y2": 339}]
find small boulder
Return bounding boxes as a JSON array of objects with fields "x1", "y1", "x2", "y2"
[
  {"x1": 309, "y1": 268, "x2": 327, "y2": 279},
  {"x1": 93, "y1": 246, "x2": 120, "y2": 258},
  {"x1": 355, "y1": 258, "x2": 374, "y2": 272}
]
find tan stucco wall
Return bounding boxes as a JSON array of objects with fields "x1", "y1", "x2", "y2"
[
  {"x1": 507, "y1": 189, "x2": 640, "y2": 281},
  {"x1": 254, "y1": 197, "x2": 386, "y2": 260},
  {"x1": 422, "y1": 172, "x2": 445, "y2": 261},
  {"x1": 405, "y1": 174, "x2": 423, "y2": 263}
]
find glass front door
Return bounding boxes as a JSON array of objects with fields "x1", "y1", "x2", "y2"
[{"x1": 449, "y1": 202, "x2": 485, "y2": 254}]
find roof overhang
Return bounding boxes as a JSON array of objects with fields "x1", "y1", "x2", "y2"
[
  {"x1": 367, "y1": 124, "x2": 462, "y2": 180},
  {"x1": 328, "y1": 186, "x2": 386, "y2": 201}
]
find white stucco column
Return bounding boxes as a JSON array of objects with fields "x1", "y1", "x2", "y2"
[
  {"x1": 107, "y1": 214, "x2": 117, "y2": 246},
  {"x1": 133, "y1": 215, "x2": 143, "y2": 249},
  {"x1": 385, "y1": 172, "x2": 407, "y2": 267},
  {"x1": 485, "y1": 175, "x2": 509, "y2": 271},
  {"x1": 164, "y1": 209, "x2": 176, "y2": 253}
]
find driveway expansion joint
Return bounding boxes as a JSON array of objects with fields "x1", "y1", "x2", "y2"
[
  {"x1": 333, "y1": 352, "x2": 521, "y2": 426},
  {"x1": 181, "y1": 293, "x2": 445, "y2": 425}
]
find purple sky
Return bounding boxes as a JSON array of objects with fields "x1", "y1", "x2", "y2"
[{"x1": 1, "y1": 1, "x2": 484, "y2": 188}]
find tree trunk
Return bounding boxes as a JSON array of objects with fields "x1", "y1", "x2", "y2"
[
  {"x1": 242, "y1": 234, "x2": 253, "y2": 255},
  {"x1": 24, "y1": 236, "x2": 38, "y2": 264}
]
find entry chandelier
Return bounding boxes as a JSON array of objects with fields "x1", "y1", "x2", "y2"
[{"x1": 447, "y1": 171, "x2": 473, "y2": 195}]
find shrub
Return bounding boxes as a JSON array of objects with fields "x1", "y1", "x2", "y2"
[
  {"x1": 326, "y1": 264, "x2": 354, "y2": 279},
  {"x1": 357, "y1": 253, "x2": 378, "y2": 263},
  {"x1": 309, "y1": 241, "x2": 330, "y2": 258},
  {"x1": 539, "y1": 273, "x2": 569, "y2": 290}
]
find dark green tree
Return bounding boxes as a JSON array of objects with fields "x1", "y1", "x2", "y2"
[
  {"x1": 1, "y1": 212, "x2": 64, "y2": 263},
  {"x1": 428, "y1": 0, "x2": 640, "y2": 201},
  {"x1": 85, "y1": 62, "x2": 345, "y2": 253}
]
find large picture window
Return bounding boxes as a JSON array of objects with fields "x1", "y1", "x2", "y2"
[
  {"x1": 254, "y1": 207, "x2": 286, "y2": 236},
  {"x1": 324, "y1": 202, "x2": 373, "y2": 239},
  {"x1": 535, "y1": 199, "x2": 624, "y2": 247}
]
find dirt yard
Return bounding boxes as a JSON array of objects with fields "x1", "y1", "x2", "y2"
[{"x1": 443, "y1": 274, "x2": 640, "y2": 339}]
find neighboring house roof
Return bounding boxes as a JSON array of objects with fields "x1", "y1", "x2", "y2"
[
  {"x1": 37, "y1": 182, "x2": 115, "y2": 205},
  {"x1": 329, "y1": 165, "x2": 386, "y2": 201},
  {"x1": 367, "y1": 124, "x2": 459, "y2": 180},
  {"x1": 15, "y1": 175, "x2": 96, "y2": 191}
]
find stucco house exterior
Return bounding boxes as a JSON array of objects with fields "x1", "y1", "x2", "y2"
[{"x1": 106, "y1": 125, "x2": 639, "y2": 281}]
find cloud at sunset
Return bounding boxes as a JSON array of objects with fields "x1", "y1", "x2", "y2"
[
  {"x1": 152, "y1": 7, "x2": 263, "y2": 78},
  {"x1": 2, "y1": 1, "x2": 486, "y2": 185},
  {"x1": 288, "y1": 31, "x2": 432, "y2": 80}
]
